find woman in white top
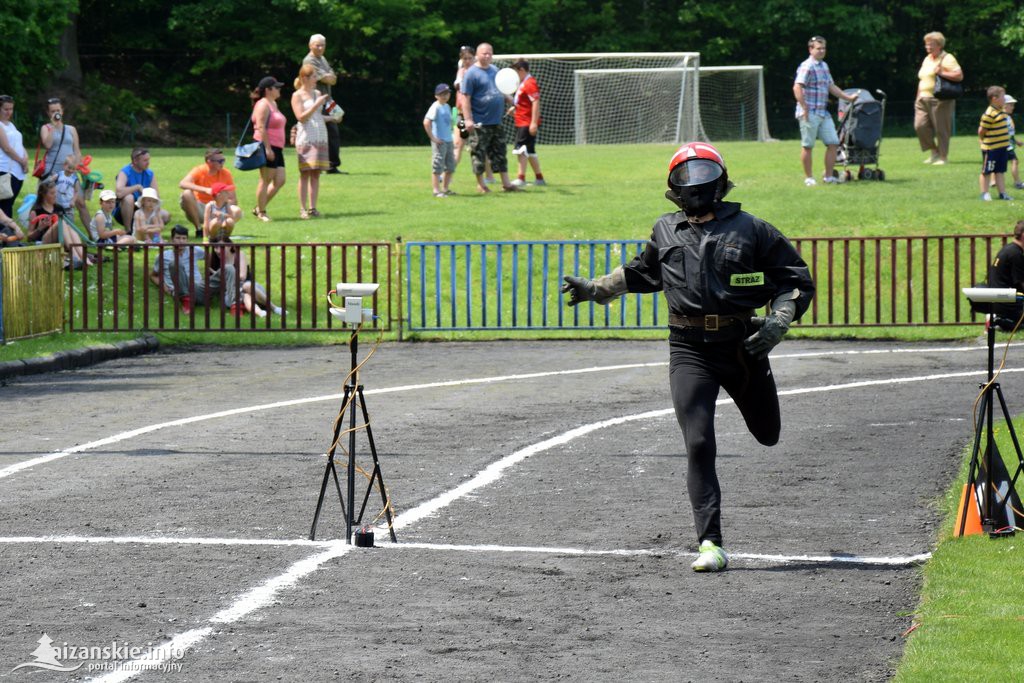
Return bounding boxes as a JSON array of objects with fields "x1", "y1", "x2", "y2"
[
  {"x1": 914, "y1": 31, "x2": 963, "y2": 165},
  {"x1": 291, "y1": 64, "x2": 330, "y2": 219},
  {"x1": 0, "y1": 94, "x2": 28, "y2": 220}
]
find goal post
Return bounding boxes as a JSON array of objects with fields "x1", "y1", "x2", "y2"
[
  {"x1": 492, "y1": 52, "x2": 702, "y2": 145},
  {"x1": 573, "y1": 67, "x2": 704, "y2": 145},
  {"x1": 697, "y1": 66, "x2": 772, "y2": 142},
  {"x1": 492, "y1": 54, "x2": 772, "y2": 145}
]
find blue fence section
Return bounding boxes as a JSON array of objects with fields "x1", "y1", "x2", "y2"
[
  {"x1": 405, "y1": 240, "x2": 668, "y2": 331},
  {"x1": 405, "y1": 235, "x2": 1003, "y2": 332}
]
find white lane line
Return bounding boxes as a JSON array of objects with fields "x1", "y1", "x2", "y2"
[
  {"x1": 4, "y1": 348, "x2": 1017, "y2": 482},
  {"x1": 0, "y1": 535, "x2": 931, "y2": 567},
  {"x1": 0, "y1": 362, "x2": 666, "y2": 481},
  {"x1": 71, "y1": 361, "x2": 975, "y2": 680},
  {"x1": 0, "y1": 535, "x2": 332, "y2": 548},
  {"x1": 375, "y1": 541, "x2": 930, "y2": 566}
]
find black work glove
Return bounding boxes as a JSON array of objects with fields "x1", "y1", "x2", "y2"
[
  {"x1": 744, "y1": 299, "x2": 797, "y2": 359},
  {"x1": 561, "y1": 276, "x2": 598, "y2": 307}
]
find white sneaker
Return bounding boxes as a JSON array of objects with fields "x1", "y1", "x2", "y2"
[
  {"x1": 272, "y1": 305, "x2": 284, "y2": 316},
  {"x1": 691, "y1": 540, "x2": 729, "y2": 572},
  {"x1": 804, "y1": 177, "x2": 816, "y2": 187},
  {"x1": 823, "y1": 176, "x2": 838, "y2": 184},
  {"x1": 510, "y1": 178, "x2": 526, "y2": 187},
  {"x1": 932, "y1": 159, "x2": 946, "y2": 166},
  {"x1": 981, "y1": 192, "x2": 993, "y2": 201}
]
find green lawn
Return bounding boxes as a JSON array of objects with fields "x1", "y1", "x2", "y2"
[
  {"x1": 894, "y1": 415, "x2": 1024, "y2": 682},
  {"x1": 2, "y1": 134, "x2": 1016, "y2": 361}
]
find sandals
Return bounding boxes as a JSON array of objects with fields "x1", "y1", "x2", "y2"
[
  {"x1": 309, "y1": 208, "x2": 321, "y2": 217},
  {"x1": 256, "y1": 211, "x2": 271, "y2": 222},
  {"x1": 300, "y1": 209, "x2": 310, "y2": 220}
]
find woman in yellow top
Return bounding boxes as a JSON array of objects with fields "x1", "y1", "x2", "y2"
[{"x1": 914, "y1": 31, "x2": 963, "y2": 165}]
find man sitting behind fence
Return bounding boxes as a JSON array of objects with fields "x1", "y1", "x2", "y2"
[
  {"x1": 179, "y1": 148, "x2": 235, "y2": 238},
  {"x1": 150, "y1": 224, "x2": 240, "y2": 316}
]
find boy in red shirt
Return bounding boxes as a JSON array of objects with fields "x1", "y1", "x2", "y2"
[{"x1": 510, "y1": 59, "x2": 546, "y2": 187}]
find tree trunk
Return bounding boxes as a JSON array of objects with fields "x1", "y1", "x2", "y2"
[{"x1": 57, "y1": 13, "x2": 82, "y2": 84}]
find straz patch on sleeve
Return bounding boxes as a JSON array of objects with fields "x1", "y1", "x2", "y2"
[{"x1": 730, "y1": 272, "x2": 765, "y2": 287}]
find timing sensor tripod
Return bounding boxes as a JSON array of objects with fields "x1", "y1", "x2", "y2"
[
  {"x1": 958, "y1": 314, "x2": 1024, "y2": 537},
  {"x1": 309, "y1": 325, "x2": 397, "y2": 543}
]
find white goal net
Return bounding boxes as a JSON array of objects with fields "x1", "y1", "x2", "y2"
[
  {"x1": 492, "y1": 52, "x2": 702, "y2": 145},
  {"x1": 492, "y1": 54, "x2": 772, "y2": 145}
]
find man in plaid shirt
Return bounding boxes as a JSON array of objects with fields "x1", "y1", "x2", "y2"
[{"x1": 793, "y1": 36, "x2": 858, "y2": 187}]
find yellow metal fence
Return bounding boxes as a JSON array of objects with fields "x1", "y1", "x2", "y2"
[{"x1": 1, "y1": 245, "x2": 64, "y2": 342}]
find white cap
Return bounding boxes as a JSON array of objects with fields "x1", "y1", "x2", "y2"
[{"x1": 1006, "y1": 94, "x2": 1017, "y2": 104}]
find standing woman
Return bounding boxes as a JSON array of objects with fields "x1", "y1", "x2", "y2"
[
  {"x1": 914, "y1": 32, "x2": 963, "y2": 165},
  {"x1": 453, "y1": 45, "x2": 475, "y2": 166},
  {"x1": 251, "y1": 76, "x2": 287, "y2": 222},
  {"x1": 291, "y1": 65, "x2": 330, "y2": 219},
  {"x1": 0, "y1": 95, "x2": 28, "y2": 221},
  {"x1": 39, "y1": 97, "x2": 90, "y2": 226}
]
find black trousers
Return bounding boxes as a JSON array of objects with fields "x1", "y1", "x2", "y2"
[
  {"x1": 0, "y1": 175, "x2": 24, "y2": 220},
  {"x1": 668, "y1": 333, "x2": 781, "y2": 547},
  {"x1": 325, "y1": 120, "x2": 341, "y2": 170}
]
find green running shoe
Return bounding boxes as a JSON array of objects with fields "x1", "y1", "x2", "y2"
[{"x1": 691, "y1": 540, "x2": 728, "y2": 572}]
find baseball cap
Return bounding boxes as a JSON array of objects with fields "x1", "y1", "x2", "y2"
[
  {"x1": 434, "y1": 83, "x2": 451, "y2": 96},
  {"x1": 99, "y1": 189, "x2": 117, "y2": 202},
  {"x1": 258, "y1": 76, "x2": 284, "y2": 90},
  {"x1": 1006, "y1": 95, "x2": 1017, "y2": 104},
  {"x1": 210, "y1": 182, "x2": 236, "y2": 197}
]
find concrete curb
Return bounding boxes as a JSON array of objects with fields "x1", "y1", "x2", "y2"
[{"x1": 0, "y1": 334, "x2": 160, "y2": 381}]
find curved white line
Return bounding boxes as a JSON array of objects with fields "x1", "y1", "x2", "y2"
[{"x1": 85, "y1": 359, "x2": 984, "y2": 680}]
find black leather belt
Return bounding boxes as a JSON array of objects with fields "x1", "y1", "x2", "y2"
[{"x1": 669, "y1": 311, "x2": 753, "y2": 332}]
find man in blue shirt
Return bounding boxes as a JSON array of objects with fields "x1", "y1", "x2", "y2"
[
  {"x1": 459, "y1": 43, "x2": 519, "y2": 193},
  {"x1": 114, "y1": 147, "x2": 171, "y2": 227},
  {"x1": 792, "y1": 36, "x2": 857, "y2": 187}
]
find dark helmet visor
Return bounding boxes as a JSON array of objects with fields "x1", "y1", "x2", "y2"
[{"x1": 669, "y1": 158, "x2": 723, "y2": 187}]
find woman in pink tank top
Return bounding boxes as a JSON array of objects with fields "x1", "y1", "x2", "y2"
[{"x1": 251, "y1": 76, "x2": 287, "y2": 222}]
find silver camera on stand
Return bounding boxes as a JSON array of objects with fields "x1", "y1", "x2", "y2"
[{"x1": 329, "y1": 282, "x2": 378, "y2": 325}]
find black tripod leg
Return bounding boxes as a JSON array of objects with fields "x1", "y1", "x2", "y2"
[
  {"x1": 309, "y1": 385, "x2": 354, "y2": 540},
  {"x1": 355, "y1": 386, "x2": 398, "y2": 542},
  {"x1": 959, "y1": 392, "x2": 989, "y2": 535}
]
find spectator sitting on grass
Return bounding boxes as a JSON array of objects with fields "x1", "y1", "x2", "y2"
[
  {"x1": 179, "y1": 148, "x2": 235, "y2": 238},
  {"x1": 89, "y1": 189, "x2": 134, "y2": 246},
  {"x1": 132, "y1": 187, "x2": 165, "y2": 243},
  {"x1": 203, "y1": 182, "x2": 242, "y2": 243},
  {"x1": 114, "y1": 147, "x2": 170, "y2": 227},
  {"x1": 0, "y1": 207, "x2": 25, "y2": 247},
  {"x1": 27, "y1": 178, "x2": 87, "y2": 267},
  {"x1": 149, "y1": 224, "x2": 241, "y2": 316}
]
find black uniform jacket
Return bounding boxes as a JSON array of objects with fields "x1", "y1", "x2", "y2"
[{"x1": 621, "y1": 202, "x2": 815, "y2": 319}]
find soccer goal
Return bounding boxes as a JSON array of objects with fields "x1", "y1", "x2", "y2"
[
  {"x1": 492, "y1": 52, "x2": 702, "y2": 145},
  {"x1": 697, "y1": 66, "x2": 772, "y2": 142}
]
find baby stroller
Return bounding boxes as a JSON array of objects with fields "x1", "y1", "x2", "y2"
[{"x1": 835, "y1": 88, "x2": 887, "y2": 181}]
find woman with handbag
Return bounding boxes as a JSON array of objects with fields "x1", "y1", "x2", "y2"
[
  {"x1": 914, "y1": 32, "x2": 963, "y2": 166},
  {"x1": 0, "y1": 95, "x2": 28, "y2": 221},
  {"x1": 291, "y1": 65, "x2": 330, "y2": 219},
  {"x1": 251, "y1": 77, "x2": 288, "y2": 223},
  {"x1": 38, "y1": 97, "x2": 90, "y2": 226}
]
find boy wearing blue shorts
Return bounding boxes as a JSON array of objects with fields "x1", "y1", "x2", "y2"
[
  {"x1": 423, "y1": 83, "x2": 456, "y2": 197},
  {"x1": 979, "y1": 85, "x2": 1012, "y2": 201}
]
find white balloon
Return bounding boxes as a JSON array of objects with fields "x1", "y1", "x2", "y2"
[{"x1": 495, "y1": 68, "x2": 520, "y2": 96}]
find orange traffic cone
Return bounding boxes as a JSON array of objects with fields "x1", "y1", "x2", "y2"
[{"x1": 954, "y1": 484, "x2": 983, "y2": 536}]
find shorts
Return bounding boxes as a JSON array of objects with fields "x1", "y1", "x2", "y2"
[
  {"x1": 264, "y1": 145, "x2": 285, "y2": 169},
  {"x1": 983, "y1": 147, "x2": 1009, "y2": 174},
  {"x1": 1009, "y1": 148, "x2": 1018, "y2": 162},
  {"x1": 431, "y1": 140, "x2": 456, "y2": 175},
  {"x1": 798, "y1": 113, "x2": 839, "y2": 148},
  {"x1": 468, "y1": 125, "x2": 508, "y2": 175},
  {"x1": 514, "y1": 126, "x2": 537, "y2": 155}
]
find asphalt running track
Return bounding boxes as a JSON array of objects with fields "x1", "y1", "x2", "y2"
[{"x1": 0, "y1": 338, "x2": 1017, "y2": 681}]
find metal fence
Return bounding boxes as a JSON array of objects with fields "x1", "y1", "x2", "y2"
[
  {"x1": 405, "y1": 235, "x2": 1006, "y2": 331},
  {"x1": 1, "y1": 244, "x2": 64, "y2": 342},
  {"x1": 67, "y1": 242, "x2": 393, "y2": 332}
]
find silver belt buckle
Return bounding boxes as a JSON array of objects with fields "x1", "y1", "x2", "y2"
[{"x1": 705, "y1": 314, "x2": 719, "y2": 332}]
